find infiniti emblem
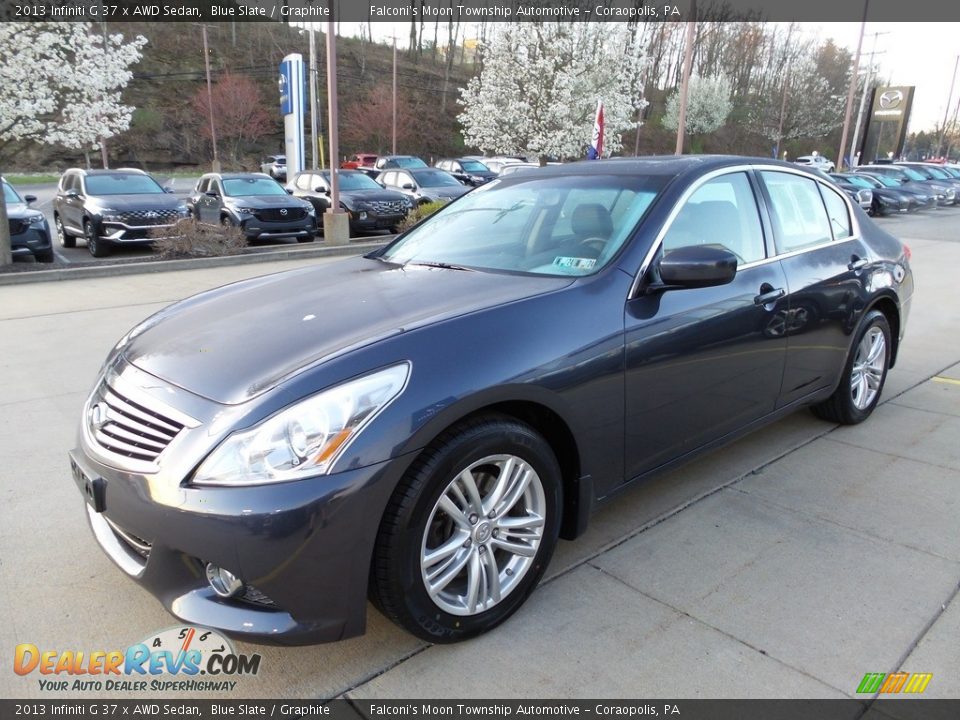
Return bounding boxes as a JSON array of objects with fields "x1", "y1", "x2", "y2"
[{"x1": 879, "y1": 90, "x2": 903, "y2": 110}]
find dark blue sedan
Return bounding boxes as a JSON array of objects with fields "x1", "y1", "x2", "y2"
[{"x1": 70, "y1": 156, "x2": 913, "y2": 645}]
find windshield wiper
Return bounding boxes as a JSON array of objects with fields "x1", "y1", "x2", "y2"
[{"x1": 406, "y1": 260, "x2": 474, "y2": 271}]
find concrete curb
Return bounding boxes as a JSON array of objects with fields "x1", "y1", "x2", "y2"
[{"x1": 0, "y1": 240, "x2": 388, "y2": 286}]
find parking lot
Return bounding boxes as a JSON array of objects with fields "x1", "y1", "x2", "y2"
[{"x1": 1, "y1": 210, "x2": 958, "y2": 701}]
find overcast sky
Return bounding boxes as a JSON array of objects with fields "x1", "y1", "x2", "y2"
[{"x1": 337, "y1": 21, "x2": 959, "y2": 133}]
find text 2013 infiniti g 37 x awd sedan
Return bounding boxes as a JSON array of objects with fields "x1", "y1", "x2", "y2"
[{"x1": 70, "y1": 157, "x2": 913, "y2": 645}]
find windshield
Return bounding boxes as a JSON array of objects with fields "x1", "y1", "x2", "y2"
[
  {"x1": 924, "y1": 166, "x2": 950, "y2": 179},
  {"x1": 386, "y1": 157, "x2": 426, "y2": 169},
  {"x1": 460, "y1": 160, "x2": 490, "y2": 173},
  {"x1": 222, "y1": 177, "x2": 287, "y2": 197},
  {"x1": 85, "y1": 173, "x2": 165, "y2": 195},
  {"x1": 844, "y1": 175, "x2": 874, "y2": 189},
  {"x1": 3, "y1": 181, "x2": 22, "y2": 203},
  {"x1": 322, "y1": 172, "x2": 381, "y2": 191},
  {"x1": 380, "y1": 174, "x2": 665, "y2": 277},
  {"x1": 898, "y1": 167, "x2": 926, "y2": 181},
  {"x1": 941, "y1": 167, "x2": 960, "y2": 178},
  {"x1": 413, "y1": 170, "x2": 463, "y2": 188},
  {"x1": 866, "y1": 173, "x2": 899, "y2": 188}
]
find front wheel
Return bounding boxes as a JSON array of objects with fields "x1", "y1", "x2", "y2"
[
  {"x1": 371, "y1": 417, "x2": 562, "y2": 643},
  {"x1": 812, "y1": 309, "x2": 891, "y2": 424},
  {"x1": 85, "y1": 220, "x2": 110, "y2": 258},
  {"x1": 55, "y1": 215, "x2": 76, "y2": 248}
]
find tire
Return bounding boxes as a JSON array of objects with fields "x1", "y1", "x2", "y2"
[
  {"x1": 35, "y1": 248, "x2": 55, "y2": 263},
  {"x1": 371, "y1": 416, "x2": 562, "y2": 643},
  {"x1": 812, "y1": 309, "x2": 891, "y2": 424},
  {"x1": 84, "y1": 220, "x2": 110, "y2": 258},
  {"x1": 55, "y1": 215, "x2": 76, "y2": 248}
]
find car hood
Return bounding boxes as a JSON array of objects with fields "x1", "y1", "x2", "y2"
[
  {"x1": 224, "y1": 195, "x2": 309, "y2": 209},
  {"x1": 122, "y1": 257, "x2": 573, "y2": 405},
  {"x1": 88, "y1": 194, "x2": 185, "y2": 210},
  {"x1": 341, "y1": 188, "x2": 409, "y2": 204},
  {"x1": 5, "y1": 201, "x2": 43, "y2": 220},
  {"x1": 424, "y1": 186, "x2": 468, "y2": 199}
]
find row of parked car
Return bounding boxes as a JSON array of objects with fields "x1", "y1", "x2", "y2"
[{"x1": 9, "y1": 156, "x2": 959, "y2": 262}]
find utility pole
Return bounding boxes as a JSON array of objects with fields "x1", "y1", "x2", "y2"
[
  {"x1": 324, "y1": 19, "x2": 349, "y2": 244},
  {"x1": 850, "y1": 32, "x2": 887, "y2": 167},
  {"x1": 837, "y1": 0, "x2": 869, "y2": 172},
  {"x1": 201, "y1": 25, "x2": 220, "y2": 172},
  {"x1": 775, "y1": 60, "x2": 791, "y2": 160},
  {"x1": 99, "y1": 22, "x2": 110, "y2": 168},
  {"x1": 392, "y1": 35, "x2": 398, "y2": 155},
  {"x1": 309, "y1": 26, "x2": 320, "y2": 169},
  {"x1": 674, "y1": 1, "x2": 697, "y2": 155},
  {"x1": 937, "y1": 55, "x2": 959, "y2": 158}
]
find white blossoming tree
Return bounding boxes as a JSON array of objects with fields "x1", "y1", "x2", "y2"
[
  {"x1": 0, "y1": 22, "x2": 147, "y2": 265},
  {"x1": 458, "y1": 23, "x2": 648, "y2": 163},
  {"x1": 662, "y1": 75, "x2": 734, "y2": 136}
]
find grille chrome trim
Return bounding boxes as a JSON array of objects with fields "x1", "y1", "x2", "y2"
[
  {"x1": 83, "y1": 369, "x2": 200, "y2": 474},
  {"x1": 104, "y1": 516, "x2": 152, "y2": 558}
]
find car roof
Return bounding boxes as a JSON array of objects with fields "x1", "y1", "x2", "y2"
[
  {"x1": 209, "y1": 172, "x2": 274, "y2": 180},
  {"x1": 509, "y1": 155, "x2": 811, "y2": 180},
  {"x1": 67, "y1": 168, "x2": 148, "y2": 176}
]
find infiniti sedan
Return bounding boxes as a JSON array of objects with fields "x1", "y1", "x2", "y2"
[{"x1": 70, "y1": 157, "x2": 913, "y2": 645}]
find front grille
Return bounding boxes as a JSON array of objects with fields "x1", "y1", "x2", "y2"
[
  {"x1": 90, "y1": 381, "x2": 185, "y2": 463},
  {"x1": 368, "y1": 200, "x2": 406, "y2": 215},
  {"x1": 8, "y1": 219, "x2": 26, "y2": 235},
  {"x1": 116, "y1": 209, "x2": 180, "y2": 226},
  {"x1": 254, "y1": 207, "x2": 306, "y2": 222},
  {"x1": 104, "y1": 517, "x2": 152, "y2": 560}
]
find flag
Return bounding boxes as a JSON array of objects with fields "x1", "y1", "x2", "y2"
[{"x1": 587, "y1": 100, "x2": 604, "y2": 160}]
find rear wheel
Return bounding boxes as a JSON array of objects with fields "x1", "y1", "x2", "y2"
[
  {"x1": 84, "y1": 220, "x2": 110, "y2": 258},
  {"x1": 812, "y1": 309, "x2": 891, "y2": 424},
  {"x1": 55, "y1": 215, "x2": 76, "y2": 248},
  {"x1": 371, "y1": 417, "x2": 562, "y2": 643}
]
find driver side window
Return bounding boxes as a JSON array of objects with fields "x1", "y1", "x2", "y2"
[{"x1": 662, "y1": 172, "x2": 766, "y2": 264}]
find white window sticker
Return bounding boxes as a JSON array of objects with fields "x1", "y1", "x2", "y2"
[{"x1": 553, "y1": 256, "x2": 596, "y2": 270}]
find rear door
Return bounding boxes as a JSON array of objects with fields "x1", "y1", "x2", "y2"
[
  {"x1": 623, "y1": 169, "x2": 789, "y2": 480},
  {"x1": 756, "y1": 170, "x2": 872, "y2": 407}
]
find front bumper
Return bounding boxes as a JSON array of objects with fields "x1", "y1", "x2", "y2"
[
  {"x1": 240, "y1": 217, "x2": 316, "y2": 241},
  {"x1": 11, "y1": 225, "x2": 52, "y2": 257},
  {"x1": 70, "y1": 446, "x2": 412, "y2": 645}
]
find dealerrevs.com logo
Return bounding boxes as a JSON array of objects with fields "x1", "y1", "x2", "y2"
[{"x1": 14, "y1": 626, "x2": 262, "y2": 693}]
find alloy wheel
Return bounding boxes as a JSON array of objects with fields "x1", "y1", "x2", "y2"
[{"x1": 850, "y1": 326, "x2": 887, "y2": 410}]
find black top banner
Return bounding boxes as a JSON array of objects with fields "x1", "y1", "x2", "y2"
[{"x1": 2, "y1": 0, "x2": 960, "y2": 23}]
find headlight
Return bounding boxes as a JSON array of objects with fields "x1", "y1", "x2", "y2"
[
  {"x1": 100, "y1": 209, "x2": 122, "y2": 222},
  {"x1": 24, "y1": 213, "x2": 45, "y2": 226},
  {"x1": 402, "y1": 197, "x2": 414, "y2": 208},
  {"x1": 304, "y1": 204, "x2": 316, "y2": 216},
  {"x1": 176, "y1": 203, "x2": 190, "y2": 217},
  {"x1": 192, "y1": 363, "x2": 410, "y2": 486},
  {"x1": 233, "y1": 206, "x2": 255, "y2": 216}
]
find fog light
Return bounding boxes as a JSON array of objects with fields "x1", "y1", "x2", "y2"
[{"x1": 205, "y1": 563, "x2": 244, "y2": 598}]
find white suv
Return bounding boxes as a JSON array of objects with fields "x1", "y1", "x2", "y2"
[{"x1": 794, "y1": 155, "x2": 836, "y2": 173}]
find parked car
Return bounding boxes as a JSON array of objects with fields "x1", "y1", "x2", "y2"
[
  {"x1": 341, "y1": 153, "x2": 378, "y2": 172},
  {"x1": 377, "y1": 167, "x2": 470, "y2": 205},
  {"x1": 855, "y1": 164, "x2": 956, "y2": 206},
  {"x1": 895, "y1": 162, "x2": 960, "y2": 199},
  {"x1": 190, "y1": 173, "x2": 316, "y2": 243},
  {"x1": 288, "y1": 169, "x2": 412, "y2": 235},
  {"x1": 854, "y1": 171, "x2": 936, "y2": 211},
  {"x1": 480, "y1": 157, "x2": 527, "y2": 175},
  {"x1": 70, "y1": 156, "x2": 912, "y2": 645},
  {"x1": 3, "y1": 178, "x2": 53, "y2": 263},
  {"x1": 260, "y1": 155, "x2": 287, "y2": 181},
  {"x1": 794, "y1": 155, "x2": 836, "y2": 173},
  {"x1": 435, "y1": 158, "x2": 497, "y2": 186},
  {"x1": 53, "y1": 168, "x2": 190, "y2": 257},
  {"x1": 835, "y1": 173, "x2": 913, "y2": 215}
]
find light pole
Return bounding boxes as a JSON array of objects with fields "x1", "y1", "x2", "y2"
[
  {"x1": 309, "y1": 26, "x2": 320, "y2": 169},
  {"x1": 850, "y1": 32, "x2": 887, "y2": 167},
  {"x1": 324, "y1": 20, "x2": 349, "y2": 244},
  {"x1": 837, "y1": 0, "x2": 869, "y2": 171},
  {"x1": 201, "y1": 25, "x2": 220, "y2": 172},
  {"x1": 392, "y1": 35, "x2": 398, "y2": 155},
  {"x1": 937, "y1": 55, "x2": 959, "y2": 158}
]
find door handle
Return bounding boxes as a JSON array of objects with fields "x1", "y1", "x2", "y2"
[
  {"x1": 848, "y1": 255, "x2": 869, "y2": 272},
  {"x1": 754, "y1": 287, "x2": 785, "y2": 306}
]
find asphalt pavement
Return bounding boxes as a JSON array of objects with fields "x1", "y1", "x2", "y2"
[{"x1": 0, "y1": 211, "x2": 958, "y2": 701}]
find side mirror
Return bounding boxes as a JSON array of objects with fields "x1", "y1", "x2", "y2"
[
  {"x1": 65, "y1": 189, "x2": 80, "y2": 199},
  {"x1": 163, "y1": 186, "x2": 175, "y2": 193},
  {"x1": 285, "y1": 188, "x2": 294, "y2": 194},
  {"x1": 654, "y1": 245, "x2": 738, "y2": 291},
  {"x1": 24, "y1": 194, "x2": 37, "y2": 204},
  {"x1": 402, "y1": 183, "x2": 415, "y2": 190},
  {"x1": 205, "y1": 191, "x2": 219, "y2": 198}
]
